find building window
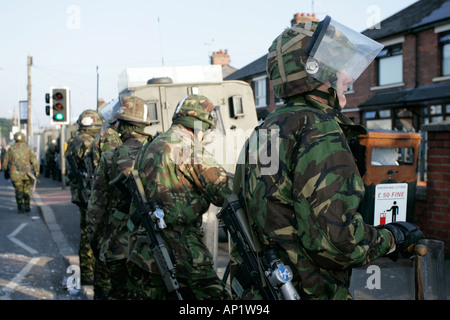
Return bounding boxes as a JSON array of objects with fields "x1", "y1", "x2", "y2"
[
  {"x1": 377, "y1": 44, "x2": 403, "y2": 86},
  {"x1": 439, "y1": 31, "x2": 450, "y2": 76},
  {"x1": 253, "y1": 75, "x2": 267, "y2": 108},
  {"x1": 423, "y1": 104, "x2": 449, "y2": 124},
  {"x1": 394, "y1": 108, "x2": 414, "y2": 132},
  {"x1": 364, "y1": 109, "x2": 392, "y2": 130}
]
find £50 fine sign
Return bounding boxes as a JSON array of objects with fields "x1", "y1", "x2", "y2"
[{"x1": 374, "y1": 183, "x2": 408, "y2": 226}]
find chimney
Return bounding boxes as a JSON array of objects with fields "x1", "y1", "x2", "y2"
[
  {"x1": 291, "y1": 12, "x2": 319, "y2": 26},
  {"x1": 211, "y1": 49, "x2": 230, "y2": 66}
]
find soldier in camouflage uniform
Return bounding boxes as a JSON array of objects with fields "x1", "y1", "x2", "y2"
[
  {"x1": 66, "y1": 109, "x2": 103, "y2": 285},
  {"x1": 84, "y1": 108, "x2": 123, "y2": 300},
  {"x1": 3, "y1": 132, "x2": 39, "y2": 213},
  {"x1": 127, "y1": 94, "x2": 232, "y2": 300},
  {"x1": 44, "y1": 138, "x2": 57, "y2": 179},
  {"x1": 231, "y1": 16, "x2": 424, "y2": 300},
  {"x1": 87, "y1": 96, "x2": 153, "y2": 299},
  {"x1": 89, "y1": 99, "x2": 124, "y2": 170}
]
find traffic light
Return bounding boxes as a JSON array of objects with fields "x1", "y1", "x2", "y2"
[{"x1": 50, "y1": 87, "x2": 70, "y2": 125}]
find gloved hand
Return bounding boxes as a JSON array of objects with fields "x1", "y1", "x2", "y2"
[{"x1": 383, "y1": 221, "x2": 424, "y2": 260}]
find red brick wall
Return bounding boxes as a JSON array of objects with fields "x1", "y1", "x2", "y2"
[
  {"x1": 403, "y1": 33, "x2": 417, "y2": 87},
  {"x1": 346, "y1": 60, "x2": 378, "y2": 111},
  {"x1": 415, "y1": 124, "x2": 450, "y2": 248},
  {"x1": 417, "y1": 28, "x2": 439, "y2": 85}
]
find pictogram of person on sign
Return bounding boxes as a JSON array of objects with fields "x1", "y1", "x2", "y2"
[{"x1": 386, "y1": 201, "x2": 399, "y2": 222}]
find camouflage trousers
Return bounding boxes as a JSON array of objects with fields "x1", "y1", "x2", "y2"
[
  {"x1": 105, "y1": 259, "x2": 129, "y2": 300},
  {"x1": 126, "y1": 261, "x2": 231, "y2": 300},
  {"x1": 11, "y1": 179, "x2": 32, "y2": 213},
  {"x1": 93, "y1": 259, "x2": 110, "y2": 300},
  {"x1": 79, "y1": 206, "x2": 95, "y2": 283}
]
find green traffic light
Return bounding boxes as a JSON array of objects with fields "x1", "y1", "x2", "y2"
[{"x1": 55, "y1": 113, "x2": 64, "y2": 121}]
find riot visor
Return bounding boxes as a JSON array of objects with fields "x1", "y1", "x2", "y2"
[
  {"x1": 305, "y1": 15, "x2": 383, "y2": 89},
  {"x1": 98, "y1": 98, "x2": 121, "y2": 124}
]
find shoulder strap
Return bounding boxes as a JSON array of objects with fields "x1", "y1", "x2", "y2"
[{"x1": 112, "y1": 147, "x2": 119, "y2": 179}]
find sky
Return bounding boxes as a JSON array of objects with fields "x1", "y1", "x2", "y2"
[{"x1": 0, "y1": 0, "x2": 419, "y2": 132}]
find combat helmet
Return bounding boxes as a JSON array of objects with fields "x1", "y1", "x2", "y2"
[
  {"x1": 267, "y1": 15, "x2": 383, "y2": 99},
  {"x1": 112, "y1": 96, "x2": 152, "y2": 127},
  {"x1": 14, "y1": 132, "x2": 26, "y2": 143},
  {"x1": 172, "y1": 94, "x2": 217, "y2": 131},
  {"x1": 77, "y1": 109, "x2": 103, "y2": 132}
]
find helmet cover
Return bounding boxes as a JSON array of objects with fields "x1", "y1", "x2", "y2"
[
  {"x1": 77, "y1": 109, "x2": 103, "y2": 131},
  {"x1": 113, "y1": 96, "x2": 151, "y2": 126},
  {"x1": 172, "y1": 94, "x2": 217, "y2": 130},
  {"x1": 267, "y1": 15, "x2": 383, "y2": 98},
  {"x1": 14, "y1": 132, "x2": 26, "y2": 142},
  {"x1": 267, "y1": 20, "x2": 322, "y2": 98}
]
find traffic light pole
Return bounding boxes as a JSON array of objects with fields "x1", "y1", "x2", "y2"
[
  {"x1": 27, "y1": 56, "x2": 32, "y2": 140},
  {"x1": 60, "y1": 125, "x2": 66, "y2": 190}
]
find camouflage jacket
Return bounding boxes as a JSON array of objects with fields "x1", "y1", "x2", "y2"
[
  {"x1": 91, "y1": 126, "x2": 122, "y2": 168},
  {"x1": 3, "y1": 141, "x2": 38, "y2": 182},
  {"x1": 127, "y1": 124, "x2": 233, "y2": 279},
  {"x1": 234, "y1": 94, "x2": 393, "y2": 300},
  {"x1": 87, "y1": 131, "x2": 150, "y2": 261},
  {"x1": 84, "y1": 126, "x2": 122, "y2": 190},
  {"x1": 66, "y1": 131, "x2": 96, "y2": 206}
]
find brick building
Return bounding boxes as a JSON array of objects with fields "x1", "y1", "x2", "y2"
[
  {"x1": 345, "y1": 0, "x2": 450, "y2": 132},
  {"x1": 346, "y1": 0, "x2": 450, "y2": 246}
]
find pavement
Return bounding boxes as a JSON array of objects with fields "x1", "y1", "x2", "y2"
[
  {"x1": 1, "y1": 172, "x2": 449, "y2": 300},
  {"x1": 0, "y1": 173, "x2": 92, "y2": 300}
]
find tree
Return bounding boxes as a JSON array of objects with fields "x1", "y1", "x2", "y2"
[{"x1": 0, "y1": 118, "x2": 14, "y2": 145}]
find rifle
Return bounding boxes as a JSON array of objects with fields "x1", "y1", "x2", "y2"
[
  {"x1": 111, "y1": 170, "x2": 182, "y2": 300},
  {"x1": 84, "y1": 152, "x2": 95, "y2": 189},
  {"x1": 66, "y1": 153, "x2": 90, "y2": 203},
  {"x1": 217, "y1": 193, "x2": 300, "y2": 300}
]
